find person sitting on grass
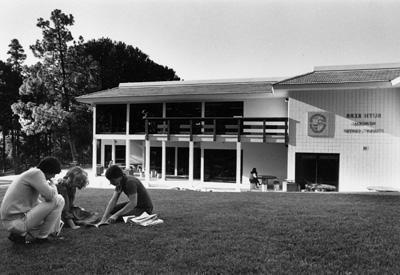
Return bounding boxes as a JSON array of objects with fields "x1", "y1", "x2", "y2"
[
  {"x1": 0, "y1": 156, "x2": 65, "y2": 244},
  {"x1": 97, "y1": 165, "x2": 153, "y2": 225},
  {"x1": 56, "y1": 166, "x2": 98, "y2": 229},
  {"x1": 250, "y1": 167, "x2": 261, "y2": 189}
]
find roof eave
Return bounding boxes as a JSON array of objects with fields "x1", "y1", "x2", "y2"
[{"x1": 274, "y1": 81, "x2": 394, "y2": 91}]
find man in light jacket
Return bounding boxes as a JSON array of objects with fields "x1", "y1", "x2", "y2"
[{"x1": 0, "y1": 156, "x2": 65, "y2": 244}]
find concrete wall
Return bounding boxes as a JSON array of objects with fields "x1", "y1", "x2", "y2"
[
  {"x1": 244, "y1": 98, "x2": 287, "y2": 117},
  {"x1": 288, "y1": 88, "x2": 400, "y2": 191}
]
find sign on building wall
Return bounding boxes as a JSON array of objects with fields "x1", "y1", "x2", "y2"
[{"x1": 307, "y1": 112, "x2": 335, "y2": 137}]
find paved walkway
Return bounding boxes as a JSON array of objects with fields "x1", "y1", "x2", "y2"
[{"x1": 0, "y1": 168, "x2": 248, "y2": 192}]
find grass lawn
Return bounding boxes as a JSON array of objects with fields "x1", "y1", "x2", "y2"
[{"x1": 1, "y1": 188, "x2": 400, "y2": 274}]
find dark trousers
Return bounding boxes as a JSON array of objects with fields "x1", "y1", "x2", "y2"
[{"x1": 110, "y1": 202, "x2": 153, "y2": 221}]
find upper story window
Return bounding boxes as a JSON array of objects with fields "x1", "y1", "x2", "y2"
[
  {"x1": 130, "y1": 103, "x2": 163, "y2": 134},
  {"x1": 166, "y1": 102, "x2": 202, "y2": 134},
  {"x1": 96, "y1": 104, "x2": 126, "y2": 134},
  {"x1": 166, "y1": 102, "x2": 201, "y2": 117},
  {"x1": 205, "y1": 102, "x2": 243, "y2": 134},
  {"x1": 205, "y1": 102, "x2": 243, "y2": 117}
]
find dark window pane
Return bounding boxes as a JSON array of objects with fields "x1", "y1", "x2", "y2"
[
  {"x1": 205, "y1": 102, "x2": 243, "y2": 134},
  {"x1": 96, "y1": 104, "x2": 126, "y2": 133},
  {"x1": 204, "y1": 149, "x2": 236, "y2": 182},
  {"x1": 205, "y1": 102, "x2": 243, "y2": 117},
  {"x1": 150, "y1": 147, "x2": 162, "y2": 173},
  {"x1": 166, "y1": 102, "x2": 202, "y2": 134},
  {"x1": 130, "y1": 103, "x2": 163, "y2": 134},
  {"x1": 115, "y1": 145, "x2": 126, "y2": 165}
]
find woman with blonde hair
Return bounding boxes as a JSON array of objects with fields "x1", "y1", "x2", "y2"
[{"x1": 56, "y1": 166, "x2": 98, "y2": 229}]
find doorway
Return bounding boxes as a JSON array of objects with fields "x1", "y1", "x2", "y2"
[{"x1": 295, "y1": 153, "x2": 340, "y2": 190}]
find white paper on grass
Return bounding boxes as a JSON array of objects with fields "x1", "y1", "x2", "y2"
[{"x1": 122, "y1": 212, "x2": 164, "y2": 226}]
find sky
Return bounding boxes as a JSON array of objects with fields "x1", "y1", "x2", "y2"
[{"x1": 1, "y1": 0, "x2": 400, "y2": 80}]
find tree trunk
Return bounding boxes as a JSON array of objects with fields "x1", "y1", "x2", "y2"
[
  {"x1": 11, "y1": 128, "x2": 16, "y2": 172},
  {"x1": 67, "y1": 123, "x2": 78, "y2": 164},
  {"x1": 2, "y1": 130, "x2": 6, "y2": 174}
]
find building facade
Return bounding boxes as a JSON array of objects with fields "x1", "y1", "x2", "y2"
[
  {"x1": 77, "y1": 63, "x2": 400, "y2": 192},
  {"x1": 276, "y1": 63, "x2": 400, "y2": 192},
  {"x1": 77, "y1": 78, "x2": 289, "y2": 190}
]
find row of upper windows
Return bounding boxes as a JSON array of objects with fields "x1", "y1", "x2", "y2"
[{"x1": 96, "y1": 102, "x2": 243, "y2": 134}]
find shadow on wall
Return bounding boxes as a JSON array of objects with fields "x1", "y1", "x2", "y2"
[
  {"x1": 289, "y1": 89, "x2": 400, "y2": 138},
  {"x1": 288, "y1": 118, "x2": 298, "y2": 146}
]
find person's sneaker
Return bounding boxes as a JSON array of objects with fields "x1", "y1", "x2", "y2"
[{"x1": 8, "y1": 233, "x2": 27, "y2": 244}]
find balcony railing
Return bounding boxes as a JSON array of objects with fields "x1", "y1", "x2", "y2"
[{"x1": 145, "y1": 117, "x2": 288, "y2": 144}]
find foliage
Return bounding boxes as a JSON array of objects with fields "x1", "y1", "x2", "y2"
[
  {"x1": 11, "y1": 10, "x2": 98, "y2": 164},
  {"x1": 10, "y1": 9, "x2": 181, "y2": 166},
  {"x1": 0, "y1": 61, "x2": 21, "y2": 131},
  {"x1": 1, "y1": 189, "x2": 400, "y2": 273},
  {"x1": 7, "y1": 39, "x2": 26, "y2": 72},
  {"x1": 81, "y1": 37, "x2": 180, "y2": 90}
]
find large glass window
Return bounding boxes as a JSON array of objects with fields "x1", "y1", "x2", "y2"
[
  {"x1": 166, "y1": 102, "x2": 201, "y2": 117},
  {"x1": 115, "y1": 145, "x2": 126, "y2": 165},
  {"x1": 205, "y1": 102, "x2": 243, "y2": 117},
  {"x1": 96, "y1": 104, "x2": 126, "y2": 134},
  {"x1": 205, "y1": 102, "x2": 243, "y2": 134},
  {"x1": 130, "y1": 103, "x2": 163, "y2": 134},
  {"x1": 204, "y1": 149, "x2": 237, "y2": 182},
  {"x1": 166, "y1": 102, "x2": 202, "y2": 134}
]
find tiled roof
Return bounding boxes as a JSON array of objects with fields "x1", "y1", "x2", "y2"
[
  {"x1": 76, "y1": 78, "x2": 281, "y2": 103},
  {"x1": 277, "y1": 64, "x2": 400, "y2": 85}
]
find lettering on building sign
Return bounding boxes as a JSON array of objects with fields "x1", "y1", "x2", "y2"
[
  {"x1": 344, "y1": 113, "x2": 384, "y2": 134},
  {"x1": 346, "y1": 113, "x2": 382, "y2": 119}
]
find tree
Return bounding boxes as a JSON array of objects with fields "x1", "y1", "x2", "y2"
[
  {"x1": 0, "y1": 60, "x2": 21, "y2": 173},
  {"x1": 12, "y1": 10, "x2": 181, "y2": 166},
  {"x1": 82, "y1": 38, "x2": 180, "y2": 90},
  {"x1": 6, "y1": 39, "x2": 26, "y2": 173},
  {"x1": 7, "y1": 39, "x2": 26, "y2": 72},
  {"x1": 13, "y1": 9, "x2": 97, "y2": 164}
]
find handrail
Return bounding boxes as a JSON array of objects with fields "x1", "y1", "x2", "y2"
[{"x1": 144, "y1": 116, "x2": 289, "y2": 144}]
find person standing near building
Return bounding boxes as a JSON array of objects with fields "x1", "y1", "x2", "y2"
[
  {"x1": 0, "y1": 157, "x2": 65, "y2": 244},
  {"x1": 97, "y1": 165, "x2": 153, "y2": 225}
]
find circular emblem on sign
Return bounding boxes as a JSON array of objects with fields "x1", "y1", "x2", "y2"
[{"x1": 309, "y1": 114, "x2": 327, "y2": 133}]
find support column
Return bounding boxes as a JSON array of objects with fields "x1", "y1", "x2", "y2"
[
  {"x1": 145, "y1": 140, "x2": 150, "y2": 185},
  {"x1": 111, "y1": 140, "x2": 116, "y2": 165},
  {"x1": 125, "y1": 104, "x2": 130, "y2": 169},
  {"x1": 189, "y1": 141, "x2": 194, "y2": 183},
  {"x1": 200, "y1": 147, "x2": 204, "y2": 183},
  {"x1": 92, "y1": 104, "x2": 97, "y2": 177},
  {"x1": 100, "y1": 141, "x2": 105, "y2": 167},
  {"x1": 92, "y1": 138, "x2": 97, "y2": 177},
  {"x1": 161, "y1": 141, "x2": 166, "y2": 181},
  {"x1": 125, "y1": 140, "x2": 130, "y2": 170},
  {"x1": 236, "y1": 142, "x2": 242, "y2": 190},
  {"x1": 174, "y1": 147, "x2": 178, "y2": 176}
]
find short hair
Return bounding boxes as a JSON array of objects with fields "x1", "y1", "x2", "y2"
[
  {"x1": 105, "y1": 165, "x2": 124, "y2": 180},
  {"x1": 65, "y1": 166, "x2": 88, "y2": 189},
  {"x1": 37, "y1": 157, "x2": 61, "y2": 174}
]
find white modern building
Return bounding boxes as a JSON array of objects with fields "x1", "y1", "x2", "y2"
[{"x1": 77, "y1": 63, "x2": 400, "y2": 192}]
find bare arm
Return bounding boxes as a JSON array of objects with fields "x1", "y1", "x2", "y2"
[
  {"x1": 109, "y1": 193, "x2": 137, "y2": 221},
  {"x1": 99, "y1": 191, "x2": 121, "y2": 223}
]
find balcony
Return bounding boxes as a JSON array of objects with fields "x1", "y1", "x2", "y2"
[{"x1": 145, "y1": 117, "x2": 288, "y2": 144}]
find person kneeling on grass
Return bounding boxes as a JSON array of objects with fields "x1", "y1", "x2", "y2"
[
  {"x1": 56, "y1": 166, "x2": 99, "y2": 229},
  {"x1": 97, "y1": 165, "x2": 153, "y2": 225},
  {"x1": 0, "y1": 157, "x2": 65, "y2": 244}
]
